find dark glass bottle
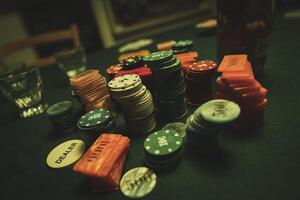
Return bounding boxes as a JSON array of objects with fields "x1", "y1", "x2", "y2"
[{"x1": 217, "y1": 0, "x2": 276, "y2": 77}]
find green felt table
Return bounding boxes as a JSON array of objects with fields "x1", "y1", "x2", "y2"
[{"x1": 1, "y1": 16, "x2": 300, "y2": 200}]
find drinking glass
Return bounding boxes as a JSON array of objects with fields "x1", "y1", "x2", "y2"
[
  {"x1": 55, "y1": 47, "x2": 87, "y2": 78},
  {"x1": 0, "y1": 64, "x2": 48, "y2": 118}
]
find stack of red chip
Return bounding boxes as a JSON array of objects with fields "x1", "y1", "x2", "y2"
[
  {"x1": 185, "y1": 60, "x2": 217, "y2": 106},
  {"x1": 70, "y1": 69, "x2": 111, "y2": 112},
  {"x1": 106, "y1": 64, "x2": 123, "y2": 80},
  {"x1": 216, "y1": 55, "x2": 268, "y2": 133},
  {"x1": 73, "y1": 133, "x2": 130, "y2": 192},
  {"x1": 115, "y1": 66, "x2": 153, "y2": 94},
  {"x1": 176, "y1": 52, "x2": 199, "y2": 71}
]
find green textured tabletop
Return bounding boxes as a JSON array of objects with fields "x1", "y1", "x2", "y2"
[{"x1": 1, "y1": 16, "x2": 300, "y2": 200}]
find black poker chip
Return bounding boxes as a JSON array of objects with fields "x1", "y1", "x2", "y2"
[{"x1": 120, "y1": 56, "x2": 144, "y2": 70}]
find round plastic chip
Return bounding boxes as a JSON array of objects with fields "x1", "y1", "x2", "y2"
[
  {"x1": 162, "y1": 122, "x2": 187, "y2": 138},
  {"x1": 143, "y1": 51, "x2": 173, "y2": 63},
  {"x1": 77, "y1": 108, "x2": 112, "y2": 128},
  {"x1": 120, "y1": 167, "x2": 157, "y2": 198},
  {"x1": 108, "y1": 74, "x2": 141, "y2": 90},
  {"x1": 198, "y1": 99, "x2": 241, "y2": 124},
  {"x1": 144, "y1": 129, "x2": 182, "y2": 156},
  {"x1": 47, "y1": 101, "x2": 73, "y2": 118}
]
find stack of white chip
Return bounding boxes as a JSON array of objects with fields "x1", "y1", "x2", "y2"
[{"x1": 108, "y1": 74, "x2": 156, "y2": 134}]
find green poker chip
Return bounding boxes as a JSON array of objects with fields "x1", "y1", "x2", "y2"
[
  {"x1": 172, "y1": 40, "x2": 194, "y2": 49},
  {"x1": 77, "y1": 108, "x2": 112, "y2": 129},
  {"x1": 47, "y1": 101, "x2": 73, "y2": 118},
  {"x1": 162, "y1": 122, "x2": 187, "y2": 138},
  {"x1": 186, "y1": 115, "x2": 218, "y2": 135},
  {"x1": 197, "y1": 99, "x2": 241, "y2": 124},
  {"x1": 144, "y1": 129, "x2": 182, "y2": 157},
  {"x1": 143, "y1": 51, "x2": 173, "y2": 64},
  {"x1": 144, "y1": 50, "x2": 186, "y2": 122},
  {"x1": 151, "y1": 55, "x2": 177, "y2": 69}
]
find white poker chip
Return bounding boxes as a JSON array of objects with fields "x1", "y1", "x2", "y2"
[{"x1": 108, "y1": 74, "x2": 141, "y2": 90}]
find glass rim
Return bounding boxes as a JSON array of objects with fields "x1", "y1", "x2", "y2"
[{"x1": 0, "y1": 65, "x2": 39, "y2": 81}]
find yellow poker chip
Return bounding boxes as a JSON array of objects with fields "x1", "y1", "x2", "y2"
[
  {"x1": 46, "y1": 140, "x2": 86, "y2": 169},
  {"x1": 120, "y1": 167, "x2": 157, "y2": 198}
]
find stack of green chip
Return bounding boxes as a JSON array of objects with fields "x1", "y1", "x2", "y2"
[
  {"x1": 47, "y1": 101, "x2": 76, "y2": 135},
  {"x1": 143, "y1": 129, "x2": 183, "y2": 170},
  {"x1": 108, "y1": 74, "x2": 156, "y2": 135},
  {"x1": 77, "y1": 108, "x2": 115, "y2": 141},
  {"x1": 186, "y1": 99, "x2": 241, "y2": 149},
  {"x1": 143, "y1": 51, "x2": 186, "y2": 121},
  {"x1": 171, "y1": 40, "x2": 194, "y2": 54}
]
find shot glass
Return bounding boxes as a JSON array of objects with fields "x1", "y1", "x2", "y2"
[
  {"x1": 0, "y1": 64, "x2": 48, "y2": 118},
  {"x1": 55, "y1": 47, "x2": 87, "y2": 78}
]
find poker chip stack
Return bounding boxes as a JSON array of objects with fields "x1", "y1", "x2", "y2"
[
  {"x1": 185, "y1": 60, "x2": 218, "y2": 106},
  {"x1": 162, "y1": 122, "x2": 187, "y2": 138},
  {"x1": 186, "y1": 99, "x2": 240, "y2": 150},
  {"x1": 77, "y1": 108, "x2": 116, "y2": 142},
  {"x1": 70, "y1": 69, "x2": 111, "y2": 112},
  {"x1": 216, "y1": 55, "x2": 268, "y2": 133},
  {"x1": 47, "y1": 101, "x2": 76, "y2": 135},
  {"x1": 116, "y1": 56, "x2": 153, "y2": 94},
  {"x1": 108, "y1": 74, "x2": 156, "y2": 135},
  {"x1": 115, "y1": 66, "x2": 154, "y2": 96},
  {"x1": 143, "y1": 51, "x2": 186, "y2": 121},
  {"x1": 120, "y1": 56, "x2": 144, "y2": 70},
  {"x1": 171, "y1": 40, "x2": 194, "y2": 54},
  {"x1": 74, "y1": 133, "x2": 130, "y2": 192},
  {"x1": 118, "y1": 49, "x2": 150, "y2": 61},
  {"x1": 143, "y1": 129, "x2": 183, "y2": 170},
  {"x1": 175, "y1": 51, "x2": 199, "y2": 71},
  {"x1": 106, "y1": 64, "x2": 123, "y2": 80}
]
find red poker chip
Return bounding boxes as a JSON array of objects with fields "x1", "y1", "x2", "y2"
[
  {"x1": 184, "y1": 60, "x2": 217, "y2": 106},
  {"x1": 187, "y1": 60, "x2": 217, "y2": 73},
  {"x1": 106, "y1": 64, "x2": 123, "y2": 75},
  {"x1": 115, "y1": 66, "x2": 151, "y2": 78}
]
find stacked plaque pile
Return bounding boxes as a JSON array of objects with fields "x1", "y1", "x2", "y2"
[
  {"x1": 143, "y1": 51, "x2": 186, "y2": 121},
  {"x1": 108, "y1": 74, "x2": 156, "y2": 134},
  {"x1": 216, "y1": 55, "x2": 268, "y2": 133},
  {"x1": 70, "y1": 69, "x2": 111, "y2": 112},
  {"x1": 73, "y1": 133, "x2": 130, "y2": 192},
  {"x1": 186, "y1": 99, "x2": 240, "y2": 150}
]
